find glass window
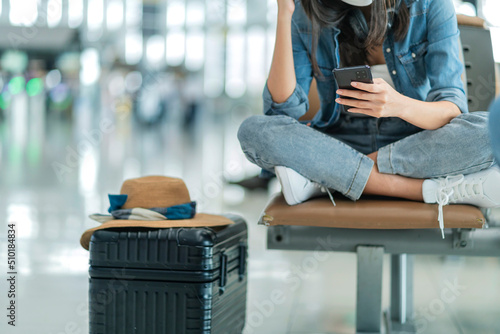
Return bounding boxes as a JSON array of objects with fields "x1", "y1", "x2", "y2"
[
  {"x1": 206, "y1": 0, "x2": 225, "y2": 24},
  {"x1": 87, "y1": 0, "x2": 104, "y2": 31},
  {"x1": 68, "y1": 0, "x2": 84, "y2": 28},
  {"x1": 227, "y1": 0, "x2": 247, "y2": 27},
  {"x1": 186, "y1": 1, "x2": 205, "y2": 27},
  {"x1": 185, "y1": 29, "x2": 205, "y2": 71},
  {"x1": 166, "y1": 30, "x2": 185, "y2": 66},
  {"x1": 10, "y1": 0, "x2": 38, "y2": 26},
  {"x1": 246, "y1": 26, "x2": 266, "y2": 95},
  {"x1": 146, "y1": 35, "x2": 165, "y2": 65},
  {"x1": 125, "y1": 31, "x2": 143, "y2": 65},
  {"x1": 167, "y1": 0, "x2": 186, "y2": 28},
  {"x1": 107, "y1": 0, "x2": 124, "y2": 31},
  {"x1": 126, "y1": 0, "x2": 142, "y2": 28},
  {"x1": 225, "y1": 29, "x2": 246, "y2": 98},
  {"x1": 204, "y1": 29, "x2": 224, "y2": 97},
  {"x1": 47, "y1": 0, "x2": 63, "y2": 28}
]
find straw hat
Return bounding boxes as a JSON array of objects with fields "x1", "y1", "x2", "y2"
[{"x1": 80, "y1": 176, "x2": 233, "y2": 250}]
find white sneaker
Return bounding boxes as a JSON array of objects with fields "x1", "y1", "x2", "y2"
[
  {"x1": 274, "y1": 166, "x2": 335, "y2": 206},
  {"x1": 422, "y1": 166, "x2": 500, "y2": 238}
]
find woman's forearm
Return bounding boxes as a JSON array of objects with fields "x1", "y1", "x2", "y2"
[
  {"x1": 337, "y1": 80, "x2": 462, "y2": 129},
  {"x1": 267, "y1": 11, "x2": 296, "y2": 104},
  {"x1": 396, "y1": 96, "x2": 461, "y2": 130}
]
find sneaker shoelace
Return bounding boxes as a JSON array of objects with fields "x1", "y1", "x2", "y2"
[
  {"x1": 314, "y1": 183, "x2": 336, "y2": 207},
  {"x1": 435, "y1": 174, "x2": 484, "y2": 239}
]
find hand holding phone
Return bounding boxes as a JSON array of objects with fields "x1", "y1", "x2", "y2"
[
  {"x1": 332, "y1": 65, "x2": 373, "y2": 101},
  {"x1": 332, "y1": 65, "x2": 407, "y2": 119}
]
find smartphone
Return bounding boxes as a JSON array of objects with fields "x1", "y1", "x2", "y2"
[{"x1": 332, "y1": 65, "x2": 373, "y2": 100}]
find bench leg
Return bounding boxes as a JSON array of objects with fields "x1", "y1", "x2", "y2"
[
  {"x1": 386, "y1": 254, "x2": 416, "y2": 334},
  {"x1": 356, "y1": 245, "x2": 384, "y2": 334}
]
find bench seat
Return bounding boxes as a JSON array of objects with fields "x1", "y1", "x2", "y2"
[{"x1": 260, "y1": 194, "x2": 485, "y2": 230}]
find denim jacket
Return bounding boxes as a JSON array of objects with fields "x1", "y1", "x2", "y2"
[{"x1": 263, "y1": 0, "x2": 468, "y2": 128}]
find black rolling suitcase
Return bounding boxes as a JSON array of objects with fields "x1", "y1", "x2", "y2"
[{"x1": 87, "y1": 214, "x2": 247, "y2": 334}]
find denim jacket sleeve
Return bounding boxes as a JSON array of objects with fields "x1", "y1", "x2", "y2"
[
  {"x1": 262, "y1": 17, "x2": 314, "y2": 119},
  {"x1": 424, "y1": 0, "x2": 468, "y2": 113}
]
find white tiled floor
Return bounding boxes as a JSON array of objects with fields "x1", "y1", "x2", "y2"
[{"x1": 1, "y1": 94, "x2": 500, "y2": 334}]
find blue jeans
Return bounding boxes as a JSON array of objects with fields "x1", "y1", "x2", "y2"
[
  {"x1": 489, "y1": 98, "x2": 500, "y2": 164},
  {"x1": 238, "y1": 112, "x2": 494, "y2": 201}
]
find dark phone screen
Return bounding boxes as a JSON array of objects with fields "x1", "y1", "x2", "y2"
[{"x1": 333, "y1": 65, "x2": 373, "y2": 92}]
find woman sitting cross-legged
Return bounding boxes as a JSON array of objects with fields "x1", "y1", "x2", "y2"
[{"x1": 238, "y1": 0, "x2": 500, "y2": 237}]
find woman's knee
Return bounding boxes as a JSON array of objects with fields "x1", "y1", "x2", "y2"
[
  {"x1": 450, "y1": 112, "x2": 491, "y2": 142},
  {"x1": 237, "y1": 114, "x2": 298, "y2": 149},
  {"x1": 238, "y1": 114, "x2": 301, "y2": 168},
  {"x1": 237, "y1": 115, "x2": 266, "y2": 147},
  {"x1": 453, "y1": 111, "x2": 489, "y2": 128},
  {"x1": 447, "y1": 111, "x2": 495, "y2": 170}
]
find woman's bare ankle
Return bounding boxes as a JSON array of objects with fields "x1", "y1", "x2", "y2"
[{"x1": 364, "y1": 162, "x2": 424, "y2": 201}]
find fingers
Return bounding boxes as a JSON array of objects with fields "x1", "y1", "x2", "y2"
[
  {"x1": 350, "y1": 78, "x2": 388, "y2": 93},
  {"x1": 337, "y1": 88, "x2": 388, "y2": 104},
  {"x1": 335, "y1": 97, "x2": 374, "y2": 109},
  {"x1": 336, "y1": 89, "x2": 371, "y2": 100},
  {"x1": 336, "y1": 95, "x2": 387, "y2": 108},
  {"x1": 336, "y1": 98, "x2": 385, "y2": 118}
]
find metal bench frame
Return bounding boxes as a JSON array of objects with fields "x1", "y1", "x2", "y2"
[{"x1": 266, "y1": 226, "x2": 500, "y2": 333}]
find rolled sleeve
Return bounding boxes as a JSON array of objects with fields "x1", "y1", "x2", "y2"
[
  {"x1": 263, "y1": 81, "x2": 310, "y2": 119},
  {"x1": 426, "y1": 86, "x2": 468, "y2": 114},
  {"x1": 424, "y1": 0, "x2": 468, "y2": 113}
]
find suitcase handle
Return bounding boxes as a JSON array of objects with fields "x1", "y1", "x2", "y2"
[
  {"x1": 220, "y1": 252, "x2": 228, "y2": 294},
  {"x1": 238, "y1": 243, "x2": 247, "y2": 281}
]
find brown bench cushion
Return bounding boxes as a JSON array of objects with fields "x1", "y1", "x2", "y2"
[
  {"x1": 457, "y1": 14, "x2": 486, "y2": 28},
  {"x1": 260, "y1": 194, "x2": 485, "y2": 229}
]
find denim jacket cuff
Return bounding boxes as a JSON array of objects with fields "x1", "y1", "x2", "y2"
[
  {"x1": 426, "y1": 88, "x2": 469, "y2": 114},
  {"x1": 263, "y1": 81, "x2": 309, "y2": 119}
]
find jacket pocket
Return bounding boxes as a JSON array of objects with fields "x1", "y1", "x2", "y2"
[{"x1": 397, "y1": 41, "x2": 428, "y2": 87}]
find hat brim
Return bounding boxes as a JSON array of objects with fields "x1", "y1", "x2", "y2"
[{"x1": 80, "y1": 213, "x2": 234, "y2": 250}]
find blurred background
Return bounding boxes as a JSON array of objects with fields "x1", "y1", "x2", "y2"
[{"x1": 0, "y1": 0, "x2": 499, "y2": 333}]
